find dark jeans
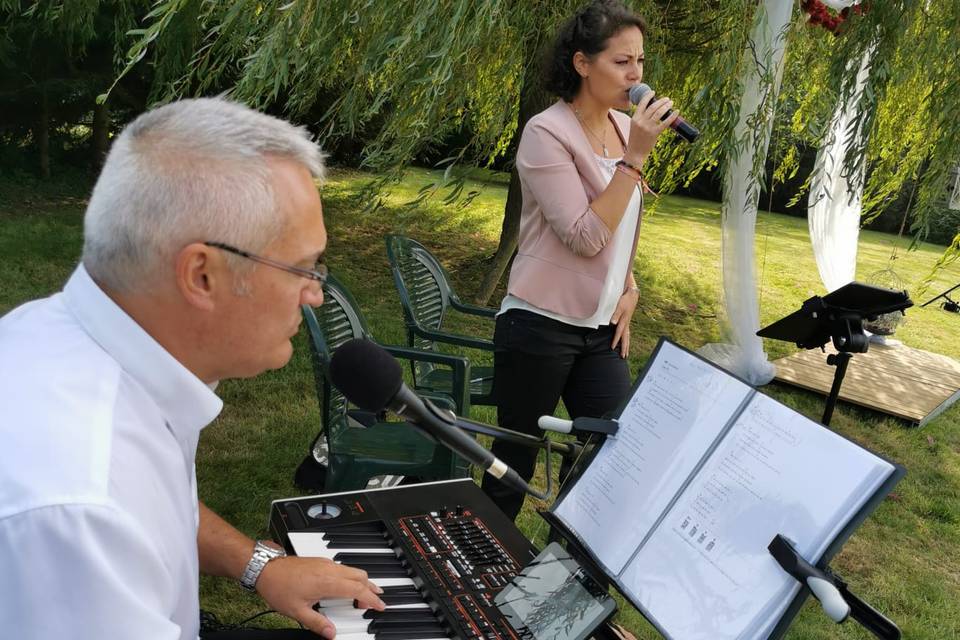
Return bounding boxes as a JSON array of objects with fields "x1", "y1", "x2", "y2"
[{"x1": 481, "y1": 309, "x2": 632, "y2": 520}]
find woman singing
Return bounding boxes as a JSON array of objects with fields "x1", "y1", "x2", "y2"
[{"x1": 482, "y1": 0, "x2": 679, "y2": 519}]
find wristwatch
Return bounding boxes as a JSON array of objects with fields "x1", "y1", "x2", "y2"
[{"x1": 239, "y1": 540, "x2": 286, "y2": 592}]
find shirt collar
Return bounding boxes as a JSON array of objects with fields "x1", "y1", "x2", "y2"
[{"x1": 63, "y1": 265, "x2": 223, "y2": 440}]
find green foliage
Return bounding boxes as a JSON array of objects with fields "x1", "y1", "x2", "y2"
[{"x1": 50, "y1": 0, "x2": 960, "y2": 269}]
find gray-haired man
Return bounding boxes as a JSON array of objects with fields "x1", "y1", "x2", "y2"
[{"x1": 0, "y1": 98, "x2": 384, "y2": 639}]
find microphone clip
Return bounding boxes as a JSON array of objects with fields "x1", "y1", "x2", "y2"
[
  {"x1": 768, "y1": 535, "x2": 900, "y2": 639},
  {"x1": 538, "y1": 415, "x2": 619, "y2": 437}
]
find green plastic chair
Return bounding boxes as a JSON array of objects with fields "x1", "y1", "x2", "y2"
[
  {"x1": 299, "y1": 274, "x2": 472, "y2": 492},
  {"x1": 385, "y1": 235, "x2": 496, "y2": 408}
]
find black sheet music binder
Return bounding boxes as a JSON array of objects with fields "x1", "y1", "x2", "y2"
[{"x1": 544, "y1": 338, "x2": 905, "y2": 640}]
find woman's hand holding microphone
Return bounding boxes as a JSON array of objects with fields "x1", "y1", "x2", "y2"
[{"x1": 623, "y1": 92, "x2": 680, "y2": 169}]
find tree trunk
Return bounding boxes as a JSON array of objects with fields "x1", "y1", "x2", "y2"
[
  {"x1": 476, "y1": 167, "x2": 523, "y2": 304},
  {"x1": 38, "y1": 85, "x2": 50, "y2": 180},
  {"x1": 475, "y1": 74, "x2": 552, "y2": 305},
  {"x1": 91, "y1": 97, "x2": 110, "y2": 170}
]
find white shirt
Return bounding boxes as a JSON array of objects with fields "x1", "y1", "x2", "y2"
[
  {"x1": 0, "y1": 265, "x2": 223, "y2": 640},
  {"x1": 500, "y1": 155, "x2": 641, "y2": 328}
]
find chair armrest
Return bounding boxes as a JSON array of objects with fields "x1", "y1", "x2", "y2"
[
  {"x1": 450, "y1": 297, "x2": 498, "y2": 318},
  {"x1": 383, "y1": 344, "x2": 471, "y2": 371},
  {"x1": 411, "y1": 326, "x2": 495, "y2": 351},
  {"x1": 381, "y1": 344, "x2": 471, "y2": 412}
]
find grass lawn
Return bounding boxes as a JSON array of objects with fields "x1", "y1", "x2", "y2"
[{"x1": 1, "y1": 166, "x2": 958, "y2": 639}]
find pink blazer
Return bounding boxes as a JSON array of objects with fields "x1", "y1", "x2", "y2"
[{"x1": 506, "y1": 100, "x2": 642, "y2": 319}]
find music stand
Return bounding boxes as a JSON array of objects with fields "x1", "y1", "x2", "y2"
[{"x1": 757, "y1": 282, "x2": 913, "y2": 426}]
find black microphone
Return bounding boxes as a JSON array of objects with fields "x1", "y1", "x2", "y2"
[
  {"x1": 329, "y1": 338, "x2": 543, "y2": 498},
  {"x1": 628, "y1": 83, "x2": 700, "y2": 143}
]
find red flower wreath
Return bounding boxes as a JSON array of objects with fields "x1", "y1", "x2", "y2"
[{"x1": 800, "y1": 0, "x2": 867, "y2": 35}]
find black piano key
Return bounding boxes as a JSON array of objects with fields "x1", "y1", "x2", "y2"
[
  {"x1": 371, "y1": 620, "x2": 445, "y2": 634},
  {"x1": 362, "y1": 566, "x2": 412, "y2": 578},
  {"x1": 380, "y1": 585, "x2": 421, "y2": 595},
  {"x1": 379, "y1": 593, "x2": 429, "y2": 606},
  {"x1": 324, "y1": 522, "x2": 386, "y2": 534},
  {"x1": 333, "y1": 553, "x2": 401, "y2": 565},
  {"x1": 366, "y1": 611, "x2": 440, "y2": 626}
]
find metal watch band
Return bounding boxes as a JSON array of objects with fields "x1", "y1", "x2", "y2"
[{"x1": 239, "y1": 540, "x2": 286, "y2": 592}]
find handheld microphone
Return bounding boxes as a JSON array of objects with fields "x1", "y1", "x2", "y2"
[
  {"x1": 329, "y1": 338, "x2": 545, "y2": 498},
  {"x1": 628, "y1": 83, "x2": 700, "y2": 143}
]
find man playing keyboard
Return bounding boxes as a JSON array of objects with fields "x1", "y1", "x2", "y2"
[{"x1": 0, "y1": 98, "x2": 385, "y2": 639}]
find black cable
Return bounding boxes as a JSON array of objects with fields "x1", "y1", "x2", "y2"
[{"x1": 235, "y1": 609, "x2": 278, "y2": 627}]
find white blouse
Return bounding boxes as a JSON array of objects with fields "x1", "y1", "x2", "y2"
[{"x1": 500, "y1": 154, "x2": 641, "y2": 328}]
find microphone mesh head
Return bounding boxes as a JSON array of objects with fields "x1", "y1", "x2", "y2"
[
  {"x1": 629, "y1": 83, "x2": 652, "y2": 105},
  {"x1": 329, "y1": 338, "x2": 403, "y2": 412}
]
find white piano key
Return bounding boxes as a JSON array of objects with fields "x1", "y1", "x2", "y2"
[
  {"x1": 288, "y1": 532, "x2": 395, "y2": 560},
  {"x1": 318, "y1": 611, "x2": 371, "y2": 634},
  {"x1": 331, "y1": 633, "x2": 375, "y2": 640},
  {"x1": 314, "y1": 547, "x2": 397, "y2": 561},
  {"x1": 371, "y1": 577, "x2": 417, "y2": 589},
  {"x1": 319, "y1": 598, "x2": 354, "y2": 608}
]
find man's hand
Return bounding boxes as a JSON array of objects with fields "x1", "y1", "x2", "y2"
[{"x1": 255, "y1": 555, "x2": 386, "y2": 638}]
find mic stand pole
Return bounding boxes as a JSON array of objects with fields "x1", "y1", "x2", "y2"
[
  {"x1": 449, "y1": 415, "x2": 585, "y2": 463},
  {"x1": 920, "y1": 283, "x2": 959, "y2": 310}
]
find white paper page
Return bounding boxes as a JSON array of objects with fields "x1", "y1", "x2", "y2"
[
  {"x1": 554, "y1": 341, "x2": 753, "y2": 575},
  {"x1": 618, "y1": 393, "x2": 894, "y2": 640}
]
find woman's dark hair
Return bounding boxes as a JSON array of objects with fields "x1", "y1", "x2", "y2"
[{"x1": 543, "y1": 0, "x2": 647, "y2": 102}]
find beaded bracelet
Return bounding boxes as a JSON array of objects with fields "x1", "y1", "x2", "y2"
[
  {"x1": 615, "y1": 164, "x2": 641, "y2": 182},
  {"x1": 616, "y1": 158, "x2": 644, "y2": 174}
]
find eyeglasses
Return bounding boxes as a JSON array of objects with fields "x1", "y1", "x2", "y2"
[{"x1": 205, "y1": 241, "x2": 328, "y2": 286}]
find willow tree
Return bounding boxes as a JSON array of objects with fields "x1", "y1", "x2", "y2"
[
  {"x1": 0, "y1": 1, "x2": 153, "y2": 174},
  {"x1": 111, "y1": 0, "x2": 958, "y2": 298}
]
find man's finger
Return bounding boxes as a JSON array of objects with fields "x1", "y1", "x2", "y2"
[
  {"x1": 354, "y1": 584, "x2": 387, "y2": 611},
  {"x1": 310, "y1": 571, "x2": 385, "y2": 610},
  {"x1": 297, "y1": 608, "x2": 337, "y2": 639}
]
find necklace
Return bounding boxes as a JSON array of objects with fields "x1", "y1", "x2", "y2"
[{"x1": 574, "y1": 107, "x2": 610, "y2": 157}]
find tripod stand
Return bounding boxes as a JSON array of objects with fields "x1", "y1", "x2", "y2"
[{"x1": 921, "y1": 283, "x2": 960, "y2": 312}]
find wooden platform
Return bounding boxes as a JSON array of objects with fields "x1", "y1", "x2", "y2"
[{"x1": 772, "y1": 342, "x2": 960, "y2": 426}]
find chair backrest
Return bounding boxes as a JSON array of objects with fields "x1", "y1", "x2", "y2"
[
  {"x1": 385, "y1": 234, "x2": 457, "y2": 349},
  {"x1": 301, "y1": 274, "x2": 371, "y2": 431},
  {"x1": 301, "y1": 274, "x2": 467, "y2": 490}
]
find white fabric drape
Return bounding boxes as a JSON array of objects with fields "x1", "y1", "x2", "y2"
[
  {"x1": 698, "y1": 0, "x2": 792, "y2": 385},
  {"x1": 808, "y1": 44, "x2": 873, "y2": 293},
  {"x1": 820, "y1": 0, "x2": 858, "y2": 9}
]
